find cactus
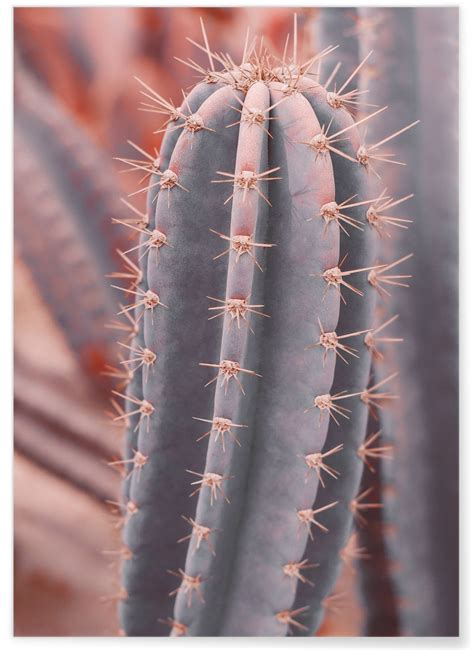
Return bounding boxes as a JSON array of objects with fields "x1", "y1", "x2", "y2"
[
  {"x1": 110, "y1": 19, "x2": 419, "y2": 636},
  {"x1": 14, "y1": 56, "x2": 129, "y2": 378},
  {"x1": 357, "y1": 7, "x2": 458, "y2": 636}
]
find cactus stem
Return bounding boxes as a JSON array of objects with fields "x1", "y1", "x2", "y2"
[
  {"x1": 186, "y1": 470, "x2": 233, "y2": 505},
  {"x1": 357, "y1": 430, "x2": 393, "y2": 473},
  {"x1": 178, "y1": 515, "x2": 219, "y2": 555},
  {"x1": 364, "y1": 314, "x2": 403, "y2": 360},
  {"x1": 213, "y1": 167, "x2": 282, "y2": 207},
  {"x1": 283, "y1": 559, "x2": 319, "y2": 587},
  {"x1": 210, "y1": 228, "x2": 275, "y2": 270},
  {"x1": 275, "y1": 606, "x2": 309, "y2": 633},
  {"x1": 167, "y1": 569, "x2": 205, "y2": 607},
  {"x1": 350, "y1": 487, "x2": 383, "y2": 527},
  {"x1": 340, "y1": 533, "x2": 370, "y2": 571},
  {"x1": 111, "y1": 17, "x2": 422, "y2": 634},
  {"x1": 158, "y1": 618, "x2": 189, "y2": 636},
  {"x1": 302, "y1": 444, "x2": 344, "y2": 486},
  {"x1": 199, "y1": 360, "x2": 262, "y2": 395},
  {"x1": 207, "y1": 295, "x2": 269, "y2": 328},
  {"x1": 297, "y1": 501, "x2": 338, "y2": 539},
  {"x1": 193, "y1": 416, "x2": 248, "y2": 451},
  {"x1": 367, "y1": 253, "x2": 414, "y2": 297}
]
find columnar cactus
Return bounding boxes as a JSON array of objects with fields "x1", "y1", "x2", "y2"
[
  {"x1": 110, "y1": 20, "x2": 418, "y2": 636},
  {"x1": 357, "y1": 6, "x2": 458, "y2": 636},
  {"x1": 14, "y1": 57, "x2": 122, "y2": 375}
]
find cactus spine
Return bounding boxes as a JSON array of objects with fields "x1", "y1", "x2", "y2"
[{"x1": 111, "y1": 19, "x2": 418, "y2": 636}]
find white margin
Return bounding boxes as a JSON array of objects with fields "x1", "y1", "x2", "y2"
[{"x1": 1, "y1": 2, "x2": 472, "y2": 649}]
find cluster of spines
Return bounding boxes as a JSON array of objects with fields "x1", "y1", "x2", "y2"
[{"x1": 105, "y1": 17, "x2": 417, "y2": 636}]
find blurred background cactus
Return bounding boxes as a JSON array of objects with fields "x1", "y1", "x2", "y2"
[{"x1": 13, "y1": 6, "x2": 458, "y2": 637}]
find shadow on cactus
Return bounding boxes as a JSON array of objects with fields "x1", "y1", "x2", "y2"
[{"x1": 109, "y1": 16, "x2": 422, "y2": 636}]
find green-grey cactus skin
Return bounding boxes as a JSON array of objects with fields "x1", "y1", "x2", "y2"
[
  {"x1": 208, "y1": 82, "x2": 340, "y2": 637},
  {"x1": 14, "y1": 123, "x2": 114, "y2": 356},
  {"x1": 113, "y1": 26, "x2": 415, "y2": 637},
  {"x1": 290, "y1": 80, "x2": 380, "y2": 636},
  {"x1": 357, "y1": 6, "x2": 458, "y2": 637},
  {"x1": 121, "y1": 81, "x2": 223, "y2": 503},
  {"x1": 119, "y1": 85, "x2": 242, "y2": 634},
  {"x1": 15, "y1": 58, "x2": 123, "y2": 283}
]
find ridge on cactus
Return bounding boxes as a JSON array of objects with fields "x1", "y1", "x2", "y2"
[{"x1": 108, "y1": 16, "x2": 418, "y2": 636}]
